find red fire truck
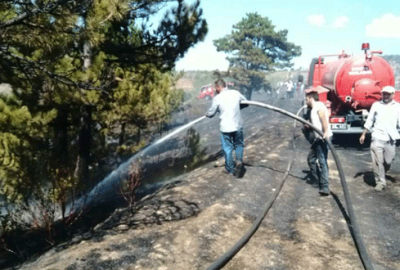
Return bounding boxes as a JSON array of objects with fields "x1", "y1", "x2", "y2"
[
  {"x1": 308, "y1": 43, "x2": 399, "y2": 134},
  {"x1": 197, "y1": 82, "x2": 234, "y2": 100}
]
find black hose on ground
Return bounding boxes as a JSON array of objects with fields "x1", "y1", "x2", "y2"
[
  {"x1": 206, "y1": 100, "x2": 374, "y2": 270},
  {"x1": 206, "y1": 102, "x2": 300, "y2": 270}
]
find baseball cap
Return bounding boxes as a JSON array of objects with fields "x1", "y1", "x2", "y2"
[{"x1": 381, "y1": 86, "x2": 395, "y2": 94}]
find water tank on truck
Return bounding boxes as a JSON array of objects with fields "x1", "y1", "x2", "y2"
[{"x1": 308, "y1": 43, "x2": 399, "y2": 134}]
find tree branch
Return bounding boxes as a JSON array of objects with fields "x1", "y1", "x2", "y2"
[
  {"x1": 0, "y1": 0, "x2": 86, "y2": 29},
  {"x1": 0, "y1": 49, "x2": 113, "y2": 94}
]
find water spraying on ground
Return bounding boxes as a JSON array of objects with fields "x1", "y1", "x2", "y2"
[{"x1": 69, "y1": 116, "x2": 207, "y2": 213}]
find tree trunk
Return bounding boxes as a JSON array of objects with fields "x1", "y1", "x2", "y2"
[
  {"x1": 119, "y1": 122, "x2": 126, "y2": 146},
  {"x1": 52, "y1": 106, "x2": 69, "y2": 237},
  {"x1": 53, "y1": 107, "x2": 69, "y2": 169},
  {"x1": 136, "y1": 128, "x2": 141, "y2": 144},
  {"x1": 242, "y1": 86, "x2": 253, "y2": 100},
  {"x1": 74, "y1": 13, "x2": 92, "y2": 186},
  {"x1": 74, "y1": 105, "x2": 92, "y2": 186}
]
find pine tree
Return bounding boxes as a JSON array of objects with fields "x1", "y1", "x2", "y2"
[
  {"x1": 0, "y1": 94, "x2": 56, "y2": 203},
  {"x1": 0, "y1": 0, "x2": 207, "y2": 220},
  {"x1": 213, "y1": 13, "x2": 301, "y2": 99}
]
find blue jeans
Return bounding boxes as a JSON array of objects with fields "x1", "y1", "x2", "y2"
[
  {"x1": 307, "y1": 139, "x2": 330, "y2": 189},
  {"x1": 220, "y1": 129, "x2": 244, "y2": 173}
]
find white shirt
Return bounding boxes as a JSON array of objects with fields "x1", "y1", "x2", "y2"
[
  {"x1": 311, "y1": 101, "x2": 333, "y2": 139},
  {"x1": 206, "y1": 89, "x2": 247, "y2": 133},
  {"x1": 287, "y1": 82, "x2": 293, "y2": 92},
  {"x1": 364, "y1": 100, "x2": 400, "y2": 141}
]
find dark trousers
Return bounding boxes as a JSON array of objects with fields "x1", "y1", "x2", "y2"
[
  {"x1": 307, "y1": 139, "x2": 330, "y2": 190},
  {"x1": 220, "y1": 129, "x2": 244, "y2": 173}
]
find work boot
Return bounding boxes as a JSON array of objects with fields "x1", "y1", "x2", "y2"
[
  {"x1": 234, "y1": 162, "x2": 243, "y2": 178},
  {"x1": 319, "y1": 187, "x2": 330, "y2": 196},
  {"x1": 374, "y1": 183, "x2": 386, "y2": 191},
  {"x1": 222, "y1": 169, "x2": 233, "y2": 176}
]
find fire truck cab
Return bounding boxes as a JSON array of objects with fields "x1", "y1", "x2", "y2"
[
  {"x1": 197, "y1": 82, "x2": 234, "y2": 100},
  {"x1": 197, "y1": 84, "x2": 214, "y2": 100}
]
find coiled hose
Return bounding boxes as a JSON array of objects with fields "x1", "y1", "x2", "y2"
[{"x1": 206, "y1": 100, "x2": 374, "y2": 270}]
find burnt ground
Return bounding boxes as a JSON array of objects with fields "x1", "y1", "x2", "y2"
[{"x1": 9, "y1": 93, "x2": 400, "y2": 270}]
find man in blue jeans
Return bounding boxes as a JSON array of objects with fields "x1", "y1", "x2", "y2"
[
  {"x1": 206, "y1": 79, "x2": 247, "y2": 177},
  {"x1": 305, "y1": 88, "x2": 333, "y2": 196}
]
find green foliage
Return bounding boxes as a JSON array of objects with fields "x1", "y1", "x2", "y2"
[
  {"x1": 382, "y1": 55, "x2": 400, "y2": 62},
  {"x1": 0, "y1": 96, "x2": 57, "y2": 203},
  {"x1": 382, "y1": 55, "x2": 400, "y2": 89},
  {"x1": 0, "y1": 0, "x2": 207, "y2": 229},
  {"x1": 184, "y1": 127, "x2": 207, "y2": 168},
  {"x1": 213, "y1": 13, "x2": 301, "y2": 99},
  {"x1": 101, "y1": 66, "x2": 184, "y2": 150}
]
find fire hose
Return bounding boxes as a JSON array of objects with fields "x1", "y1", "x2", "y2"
[{"x1": 206, "y1": 100, "x2": 374, "y2": 270}]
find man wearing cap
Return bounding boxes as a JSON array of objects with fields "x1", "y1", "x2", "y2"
[
  {"x1": 360, "y1": 85, "x2": 400, "y2": 191},
  {"x1": 304, "y1": 88, "x2": 333, "y2": 196}
]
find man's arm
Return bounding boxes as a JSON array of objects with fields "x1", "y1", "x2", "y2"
[
  {"x1": 397, "y1": 104, "x2": 400, "y2": 129},
  {"x1": 364, "y1": 103, "x2": 376, "y2": 131},
  {"x1": 360, "y1": 103, "x2": 376, "y2": 144},
  {"x1": 303, "y1": 107, "x2": 311, "y2": 128},
  {"x1": 317, "y1": 109, "x2": 329, "y2": 138},
  {"x1": 359, "y1": 129, "x2": 368, "y2": 144},
  {"x1": 206, "y1": 98, "x2": 219, "y2": 118},
  {"x1": 239, "y1": 92, "x2": 249, "y2": 109}
]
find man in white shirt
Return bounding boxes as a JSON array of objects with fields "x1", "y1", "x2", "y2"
[
  {"x1": 296, "y1": 82, "x2": 305, "y2": 100},
  {"x1": 206, "y1": 79, "x2": 247, "y2": 177},
  {"x1": 286, "y1": 81, "x2": 293, "y2": 99},
  {"x1": 305, "y1": 88, "x2": 333, "y2": 196},
  {"x1": 359, "y1": 85, "x2": 400, "y2": 191}
]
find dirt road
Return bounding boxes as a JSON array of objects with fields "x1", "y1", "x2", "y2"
[{"x1": 16, "y1": 93, "x2": 400, "y2": 270}]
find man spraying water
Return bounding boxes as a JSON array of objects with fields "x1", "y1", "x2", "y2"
[{"x1": 206, "y1": 79, "x2": 247, "y2": 177}]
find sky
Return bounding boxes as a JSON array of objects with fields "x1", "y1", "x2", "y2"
[{"x1": 159, "y1": 0, "x2": 400, "y2": 71}]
